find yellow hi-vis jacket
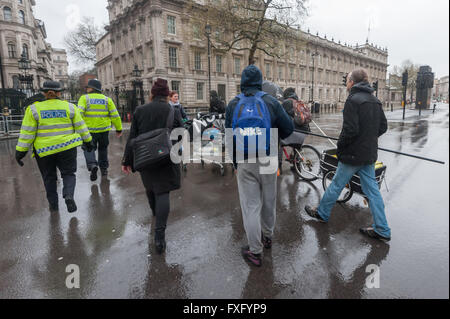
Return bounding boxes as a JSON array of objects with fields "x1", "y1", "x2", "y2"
[
  {"x1": 77, "y1": 93, "x2": 123, "y2": 133},
  {"x1": 16, "y1": 99, "x2": 93, "y2": 157}
]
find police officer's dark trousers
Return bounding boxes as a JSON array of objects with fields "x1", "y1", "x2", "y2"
[
  {"x1": 35, "y1": 148, "x2": 77, "y2": 206},
  {"x1": 84, "y1": 132, "x2": 110, "y2": 171}
]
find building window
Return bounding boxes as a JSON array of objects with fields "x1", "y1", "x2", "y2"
[
  {"x1": 265, "y1": 63, "x2": 271, "y2": 78},
  {"x1": 290, "y1": 67, "x2": 294, "y2": 80},
  {"x1": 234, "y1": 57, "x2": 241, "y2": 75},
  {"x1": 169, "y1": 47, "x2": 177, "y2": 68},
  {"x1": 171, "y1": 81, "x2": 181, "y2": 93},
  {"x1": 22, "y1": 44, "x2": 29, "y2": 59},
  {"x1": 196, "y1": 82, "x2": 204, "y2": 100},
  {"x1": 167, "y1": 15, "x2": 176, "y2": 35},
  {"x1": 12, "y1": 75, "x2": 19, "y2": 89},
  {"x1": 218, "y1": 84, "x2": 226, "y2": 101},
  {"x1": 194, "y1": 52, "x2": 202, "y2": 70},
  {"x1": 236, "y1": 85, "x2": 241, "y2": 94},
  {"x1": 18, "y1": 10, "x2": 25, "y2": 24},
  {"x1": 193, "y1": 24, "x2": 201, "y2": 39},
  {"x1": 278, "y1": 66, "x2": 283, "y2": 79},
  {"x1": 8, "y1": 42, "x2": 16, "y2": 58},
  {"x1": 216, "y1": 55, "x2": 222, "y2": 73},
  {"x1": 148, "y1": 46, "x2": 155, "y2": 67},
  {"x1": 3, "y1": 7, "x2": 12, "y2": 22}
]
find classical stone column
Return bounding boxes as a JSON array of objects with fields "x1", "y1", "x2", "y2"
[{"x1": 149, "y1": 7, "x2": 165, "y2": 75}]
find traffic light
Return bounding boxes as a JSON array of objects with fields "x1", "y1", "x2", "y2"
[
  {"x1": 342, "y1": 73, "x2": 348, "y2": 87},
  {"x1": 402, "y1": 71, "x2": 409, "y2": 87},
  {"x1": 372, "y1": 80, "x2": 379, "y2": 92}
]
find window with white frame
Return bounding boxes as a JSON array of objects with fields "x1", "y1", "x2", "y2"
[
  {"x1": 194, "y1": 52, "x2": 202, "y2": 70},
  {"x1": 18, "y1": 10, "x2": 25, "y2": 24},
  {"x1": 169, "y1": 47, "x2": 177, "y2": 68},
  {"x1": 265, "y1": 63, "x2": 271, "y2": 78},
  {"x1": 167, "y1": 15, "x2": 176, "y2": 34},
  {"x1": 7, "y1": 42, "x2": 16, "y2": 58},
  {"x1": 196, "y1": 82, "x2": 204, "y2": 100},
  {"x1": 3, "y1": 7, "x2": 12, "y2": 21},
  {"x1": 234, "y1": 57, "x2": 241, "y2": 75},
  {"x1": 172, "y1": 81, "x2": 181, "y2": 93},
  {"x1": 216, "y1": 55, "x2": 222, "y2": 73}
]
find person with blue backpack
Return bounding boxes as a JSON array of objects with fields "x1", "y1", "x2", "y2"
[{"x1": 225, "y1": 65, "x2": 294, "y2": 267}]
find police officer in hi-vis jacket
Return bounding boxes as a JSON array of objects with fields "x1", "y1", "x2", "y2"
[
  {"x1": 77, "y1": 79, "x2": 123, "y2": 181},
  {"x1": 15, "y1": 81, "x2": 94, "y2": 213}
]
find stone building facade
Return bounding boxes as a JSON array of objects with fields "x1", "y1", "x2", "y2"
[
  {"x1": 95, "y1": 32, "x2": 115, "y2": 94},
  {"x1": 434, "y1": 76, "x2": 449, "y2": 102},
  {"x1": 0, "y1": 0, "x2": 68, "y2": 93},
  {"x1": 105, "y1": 0, "x2": 389, "y2": 109},
  {"x1": 51, "y1": 48, "x2": 69, "y2": 88}
]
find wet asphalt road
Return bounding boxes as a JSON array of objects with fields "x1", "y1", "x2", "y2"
[{"x1": 0, "y1": 104, "x2": 448, "y2": 299}]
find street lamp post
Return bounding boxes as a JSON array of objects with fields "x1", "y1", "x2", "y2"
[
  {"x1": 18, "y1": 50, "x2": 33, "y2": 114},
  {"x1": 0, "y1": 52, "x2": 6, "y2": 109},
  {"x1": 310, "y1": 50, "x2": 319, "y2": 111},
  {"x1": 131, "y1": 64, "x2": 143, "y2": 118},
  {"x1": 205, "y1": 24, "x2": 212, "y2": 105},
  {"x1": 114, "y1": 86, "x2": 122, "y2": 120}
]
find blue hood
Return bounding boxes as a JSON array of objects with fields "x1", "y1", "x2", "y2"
[{"x1": 241, "y1": 65, "x2": 263, "y2": 94}]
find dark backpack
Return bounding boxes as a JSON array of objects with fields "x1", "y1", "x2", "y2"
[
  {"x1": 232, "y1": 91, "x2": 272, "y2": 158},
  {"x1": 131, "y1": 106, "x2": 174, "y2": 171},
  {"x1": 290, "y1": 98, "x2": 312, "y2": 127}
]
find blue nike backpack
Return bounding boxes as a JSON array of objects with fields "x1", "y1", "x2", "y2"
[{"x1": 232, "y1": 91, "x2": 272, "y2": 157}]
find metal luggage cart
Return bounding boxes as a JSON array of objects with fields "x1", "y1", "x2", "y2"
[
  {"x1": 186, "y1": 112, "x2": 231, "y2": 176},
  {"x1": 320, "y1": 149, "x2": 387, "y2": 203}
]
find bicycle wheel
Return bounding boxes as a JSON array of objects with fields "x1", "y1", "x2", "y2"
[
  {"x1": 322, "y1": 170, "x2": 353, "y2": 203},
  {"x1": 294, "y1": 145, "x2": 321, "y2": 181}
]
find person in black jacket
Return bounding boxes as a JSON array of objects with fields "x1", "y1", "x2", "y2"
[
  {"x1": 305, "y1": 69, "x2": 391, "y2": 242},
  {"x1": 122, "y1": 78, "x2": 183, "y2": 254},
  {"x1": 225, "y1": 65, "x2": 294, "y2": 267},
  {"x1": 209, "y1": 90, "x2": 226, "y2": 114}
]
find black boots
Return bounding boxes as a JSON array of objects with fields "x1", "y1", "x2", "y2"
[
  {"x1": 155, "y1": 229, "x2": 166, "y2": 255},
  {"x1": 90, "y1": 166, "x2": 98, "y2": 182},
  {"x1": 65, "y1": 196, "x2": 77, "y2": 213}
]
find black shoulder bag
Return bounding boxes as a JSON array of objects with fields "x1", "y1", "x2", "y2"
[{"x1": 131, "y1": 106, "x2": 175, "y2": 172}]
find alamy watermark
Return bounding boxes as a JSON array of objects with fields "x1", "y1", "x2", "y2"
[
  {"x1": 66, "y1": 264, "x2": 80, "y2": 289},
  {"x1": 365, "y1": 264, "x2": 380, "y2": 289},
  {"x1": 169, "y1": 127, "x2": 280, "y2": 174}
]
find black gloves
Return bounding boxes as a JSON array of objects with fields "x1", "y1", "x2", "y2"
[
  {"x1": 82, "y1": 141, "x2": 94, "y2": 152},
  {"x1": 15, "y1": 151, "x2": 27, "y2": 167}
]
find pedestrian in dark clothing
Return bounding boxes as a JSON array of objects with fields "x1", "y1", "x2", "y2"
[
  {"x1": 282, "y1": 88, "x2": 311, "y2": 133},
  {"x1": 169, "y1": 91, "x2": 188, "y2": 121},
  {"x1": 225, "y1": 65, "x2": 294, "y2": 267},
  {"x1": 305, "y1": 69, "x2": 391, "y2": 242},
  {"x1": 210, "y1": 90, "x2": 226, "y2": 114},
  {"x1": 122, "y1": 78, "x2": 183, "y2": 254}
]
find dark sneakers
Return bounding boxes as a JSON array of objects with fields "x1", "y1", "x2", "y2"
[
  {"x1": 305, "y1": 206, "x2": 327, "y2": 223},
  {"x1": 241, "y1": 246, "x2": 262, "y2": 267},
  {"x1": 101, "y1": 168, "x2": 108, "y2": 177},
  {"x1": 90, "y1": 166, "x2": 98, "y2": 181},
  {"x1": 65, "y1": 197, "x2": 77, "y2": 213},
  {"x1": 155, "y1": 229, "x2": 166, "y2": 255},
  {"x1": 360, "y1": 227, "x2": 391, "y2": 242},
  {"x1": 261, "y1": 233, "x2": 272, "y2": 250}
]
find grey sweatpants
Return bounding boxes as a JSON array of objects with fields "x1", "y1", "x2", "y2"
[{"x1": 237, "y1": 162, "x2": 278, "y2": 255}]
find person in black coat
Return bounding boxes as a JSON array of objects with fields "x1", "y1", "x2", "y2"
[
  {"x1": 305, "y1": 69, "x2": 391, "y2": 242},
  {"x1": 209, "y1": 90, "x2": 226, "y2": 114},
  {"x1": 122, "y1": 78, "x2": 183, "y2": 254}
]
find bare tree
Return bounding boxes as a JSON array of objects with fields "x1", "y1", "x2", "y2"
[
  {"x1": 187, "y1": 0, "x2": 309, "y2": 65},
  {"x1": 391, "y1": 60, "x2": 420, "y2": 103},
  {"x1": 64, "y1": 17, "x2": 105, "y2": 65}
]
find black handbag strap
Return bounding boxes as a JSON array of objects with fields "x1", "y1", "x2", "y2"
[{"x1": 166, "y1": 105, "x2": 175, "y2": 129}]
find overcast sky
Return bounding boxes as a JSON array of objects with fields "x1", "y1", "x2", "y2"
[{"x1": 34, "y1": 0, "x2": 449, "y2": 77}]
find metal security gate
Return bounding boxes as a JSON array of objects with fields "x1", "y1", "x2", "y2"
[
  {"x1": 0, "y1": 116, "x2": 5, "y2": 135},
  {"x1": 0, "y1": 115, "x2": 23, "y2": 137}
]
